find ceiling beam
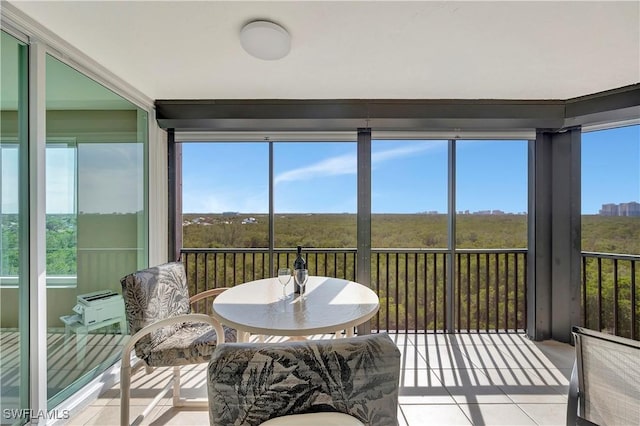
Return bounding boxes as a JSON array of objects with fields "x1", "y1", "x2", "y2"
[
  {"x1": 155, "y1": 84, "x2": 640, "y2": 132},
  {"x1": 564, "y1": 84, "x2": 640, "y2": 128}
]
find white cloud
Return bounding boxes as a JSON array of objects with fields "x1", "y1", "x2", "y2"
[
  {"x1": 274, "y1": 142, "x2": 444, "y2": 185},
  {"x1": 372, "y1": 142, "x2": 443, "y2": 164},
  {"x1": 274, "y1": 153, "x2": 356, "y2": 185}
]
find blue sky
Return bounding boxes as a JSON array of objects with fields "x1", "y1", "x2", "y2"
[
  {"x1": 582, "y1": 125, "x2": 640, "y2": 213},
  {"x1": 181, "y1": 125, "x2": 639, "y2": 214},
  {"x1": 2, "y1": 129, "x2": 635, "y2": 215}
]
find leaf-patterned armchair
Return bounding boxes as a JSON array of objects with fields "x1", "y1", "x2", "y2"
[
  {"x1": 207, "y1": 333, "x2": 401, "y2": 426},
  {"x1": 119, "y1": 262, "x2": 236, "y2": 426}
]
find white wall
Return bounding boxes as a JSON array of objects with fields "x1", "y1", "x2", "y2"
[{"x1": 148, "y1": 118, "x2": 168, "y2": 266}]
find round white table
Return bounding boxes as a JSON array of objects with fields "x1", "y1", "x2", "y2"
[{"x1": 211, "y1": 276, "x2": 379, "y2": 342}]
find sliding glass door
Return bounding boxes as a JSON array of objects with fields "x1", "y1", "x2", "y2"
[
  {"x1": 0, "y1": 30, "x2": 29, "y2": 426},
  {"x1": 45, "y1": 55, "x2": 148, "y2": 407}
]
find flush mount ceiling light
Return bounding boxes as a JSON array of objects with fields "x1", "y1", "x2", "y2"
[{"x1": 240, "y1": 20, "x2": 291, "y2": 60}]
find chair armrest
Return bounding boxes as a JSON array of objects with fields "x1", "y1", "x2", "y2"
[
  {"x1": 189, "y1": 287, "x2": 230, "y2": 304},
  {"x1": 121, "y1": 313, "x2": 224, "y2": 368}
]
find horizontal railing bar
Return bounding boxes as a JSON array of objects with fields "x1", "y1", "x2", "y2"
[
  {"x1": 450, "y1": 248, "x2": 528, "y2": 254},
  {"x1": 182, "y1": 247, "x2": 529, "y2": 254},
  {"x1": 181, "y1": 247, "x2": 357, "y2": 254},
  {"x1": 582, "y1": 251, "x2": 640, "y2": 261}
]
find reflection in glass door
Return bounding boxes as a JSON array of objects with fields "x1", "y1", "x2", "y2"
[{"x1": 45, "y1": 55, "x2": 148, "y2": 408}]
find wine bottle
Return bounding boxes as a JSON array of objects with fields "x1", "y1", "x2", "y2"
[{"x1": 293, "y1": 245, "x2": 306, "y2": 294}]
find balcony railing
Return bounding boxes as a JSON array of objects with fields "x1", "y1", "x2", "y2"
[
  {"x1": 180, "y1": 248, "x2": 638, "y2": 339},
  {"x1": 370, "y1": 248, "x2": 528, "y2": 333},
  {"x1": 180, "y1": 247, "x2": 527, "y2": 334},
  {"x1": 581, "y1": 251, "x2": 640, "y2": 340}
]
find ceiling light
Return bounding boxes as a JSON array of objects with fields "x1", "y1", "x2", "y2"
[{"x1": 240, "y1": 20, "x2": 291, "y2": 60}]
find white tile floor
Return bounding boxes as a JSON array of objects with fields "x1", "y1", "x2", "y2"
[{"x1": 64, "y1": 333, "x2": 574, "y2": 426}]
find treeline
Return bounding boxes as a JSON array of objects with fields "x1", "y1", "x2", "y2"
[
  {"x1": 0, "y1": 214, "x2": 76, "y2": 275},
  {"x1": 183, "y1": 213, "x2": 638, "y2": 254}
]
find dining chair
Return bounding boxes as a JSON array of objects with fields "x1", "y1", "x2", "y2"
[
  {"x1": 119, "y1": 261, "x2": 236, "y2": 426},
  {"x1": 207, "y1": 333, "x2": 401, "y2": 425},
  {"x1": 567, "y1": 326, "x2": 640, "y2": 426}
]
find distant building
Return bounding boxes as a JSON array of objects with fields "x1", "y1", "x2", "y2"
[
  {"x1": 222, "y1": 211, "x2": 239, "y2": 217},
  {"x1": 599, "y1": 202, "x2": 640, "y2": 217},
  {"x1": 619, "y1": 202, "x2": 640, "y2": 217},
  {"x1": 241, "y1": 217, "x2": 257, "y2": 224},
  {"x1": 599, "y1": 203, "x2": 618, "y2": 216}
]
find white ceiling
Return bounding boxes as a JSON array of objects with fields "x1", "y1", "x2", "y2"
[{"x1": 7, "y1": 0, "x2": 640, "y2": 101}]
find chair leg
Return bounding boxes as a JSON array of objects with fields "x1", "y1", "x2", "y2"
[
  {"x1": 123, "y1": 364, "x2": 175, "y2": 425},
  {"x1": 171, "y1": 364, "x2": 209, "y2": 408},
  {"x1": 123, "y1": 362, "x2": 207, "y2": 425},
  {"x1": 120, "y1": 364, "x2": 131, "y2": 426},
  {"x1": 567, "y1": 361, "x2": 579, "y2": 426},
  {"x1": 173, "y1": 365, "x2": 181, "y2": 407}
]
